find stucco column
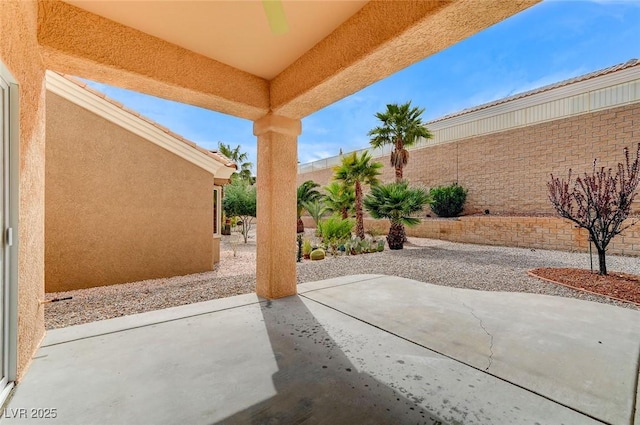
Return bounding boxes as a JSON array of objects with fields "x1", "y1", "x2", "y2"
[{"x1": 253, "y1": 114, "x2": 301, "y2": 299}]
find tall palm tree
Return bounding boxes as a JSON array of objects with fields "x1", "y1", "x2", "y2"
[
  {"x1": 218, "y1": 142, "x2": 254, "y2": 183},
  {"x1": 324, "y1": 181, "x2": 355, "y2": 220},
  {"x1": 333, "y1": 151, "x2": 382, "y2": 239},
  {"x1": 363, "y1": 181, "x2": 430, "y2": 250},
  {"x1": 368, "y1": 101, "x2": 432, "y2": 182},
  {"x1": 296, "y1": 180, "x2": 323, "y2": 233}
]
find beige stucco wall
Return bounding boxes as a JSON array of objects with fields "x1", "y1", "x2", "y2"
[
  {"x1": 46, "y1": 92, "x2": 216, "y2": 292},
  {"x1": 0, "y1": 1, "x2": 46, "y2": 379}
]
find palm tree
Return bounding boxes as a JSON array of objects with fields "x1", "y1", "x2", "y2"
[
  {"x1": 363, "y1": 181, "x2": 430, "y2": 250},
  {"x1": 296, "y1": 180, "x2": 323, "y2": 233},
  {"x1": 324, "y1": 181, "x2": 355, "y2": 219},
  {"x1": 333, "y1": 151, "x2": 383, "y2": 239},
  {"x1": 302, "y1": 199, "x2": 329, "y2": 236},
  {"x1": 368, "y1": 101, "x2": 432, "y2": 182},
  {"x1": 218, "y1": 142, "x2": 254, "y2": 183}
]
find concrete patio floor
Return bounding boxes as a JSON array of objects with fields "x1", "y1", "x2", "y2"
[{"x1": 2, "y1": 275, "x2": 639, "y2": 425}]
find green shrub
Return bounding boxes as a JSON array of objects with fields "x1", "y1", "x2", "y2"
[
  {"x1": 429, "y1": 184, "x2": 467, "y2": 217},
  {"x1": 319, "y1": 216, "x2": 354, "y2": 245},
  {"x1": 223, "y1": 180, "x2": 257, "y2": 243},
  {"x1": 319, "y1": 216, "x2": 354, "y2": 255},
  {"x1": 310, "y1": 248, "x2": 325, "y2": 261}
]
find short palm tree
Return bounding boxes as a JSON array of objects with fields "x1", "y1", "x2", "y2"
[
  {"x1": 302, "y1": 199, "x2": 329, "y2": 236},
  {"x1": 297, "y1": 180, "x2": 323, "y2": 233},
  {"x1": 363, "y1": 181, "x2": 430, "y2": 250},
  {"x1": 333, "y1": 151, "x2": 383, "y2": 239},
  {"x1": 218, "y1": 142, "x2": 254, "y2": 183},
  {"x1": 324, "y1": 181, "x2": 355, "y2": 219},
  {"x1": 368, "y1": 101, "x2": 432, "y2": 182}
]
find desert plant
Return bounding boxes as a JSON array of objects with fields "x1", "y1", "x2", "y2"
[
  {"x1": 319, "y1": 216, "x2": 354, "y2": 254},
  {"x1": 310, "y1": 248, "x2": 326, "y2": 261},
  {"x1": 324, "y1": 181, "x2": 355, "y2": 219},
  {"x1": 363, "y1": 181, "x2": 430, "y2": 250},
  {"x1": 367, "y1": 227, "x2": 383, "y2": 241},
  {"x1": 333, "y1": 151, "x2": 383, "y2": 239},
  {"x1": 297, "y1": 180, "x2": 323, "y2": 233},
  {"x1": 368, "y1": 101, "x2": 433, "y2": 182},
  {"x1": 547, "y1": 143, "x2": 640, "y2": 275},
  {"x1": 303, "y1": 199, "x2": 329, "y2": 236},
  {"x1": 429, "y1": 184, "x2": 468, "y2": 217},
  {"x1": 296, "y1": 234, "x2": 303, "y2": 262},
  {"x1": 222, "y1": 179, "x2": 256, "y2": 243},
  {"x1": 302, "y1": 238, "x2": 312, "y2": 259}
]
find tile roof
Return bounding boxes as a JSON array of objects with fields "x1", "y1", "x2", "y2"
[
  {"x1": 55, "y1": 73, "x2": 237, "y2": 170},
  {"x1": 428, "y1": 58, "x2": 640, "y2": 124}
]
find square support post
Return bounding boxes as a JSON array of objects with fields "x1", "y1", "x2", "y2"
[{"x1": 253, "y1": 114, "x2": 301, "y2": 299}]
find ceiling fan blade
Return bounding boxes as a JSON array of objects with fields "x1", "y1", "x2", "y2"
[{"x1": 262, "y1": 0, "x2": 289, "y2": 35}]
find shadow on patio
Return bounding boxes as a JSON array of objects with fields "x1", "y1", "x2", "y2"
[{"x1": 2, "y1": 275, "x2": 638, "y2": 424}]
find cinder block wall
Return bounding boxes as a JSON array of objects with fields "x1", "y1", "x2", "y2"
[
  {"x1": 301, "y1": 216, "x2": 640, "y2": 256},
  {"x1": 299, "y1": 103, "x2": 640, "y2": 215},
  {"x1": 298, "y1": 102, "x2": 640, "y2": 255}
]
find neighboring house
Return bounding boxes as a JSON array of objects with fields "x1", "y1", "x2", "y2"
[{"x1": 45, "y1": 71, "x2": 236, "y2": 292}]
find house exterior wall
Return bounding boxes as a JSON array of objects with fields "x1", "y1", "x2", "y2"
[
  {"x1": 46, "y1": 92, "x2": 216, "y2": 292},
  {"x1": 0, "y1": 0, "x2": 46, "y2": 379}
]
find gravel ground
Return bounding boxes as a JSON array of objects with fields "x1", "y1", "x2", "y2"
[{"x1": 45, "y1": 229, "x2": 640, "y2": 329}]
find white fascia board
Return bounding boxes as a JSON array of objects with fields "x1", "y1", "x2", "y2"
[
  {"x1": 428, "y1": 66, "x2": 640, "y2": 130},
  {"x1": 45, "y1": 71, "x2": 227, "y2": 177}
]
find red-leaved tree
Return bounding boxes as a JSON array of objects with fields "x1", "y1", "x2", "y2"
[{"x1": 547, "y1": 143, "x2": 640, "y2": 275}]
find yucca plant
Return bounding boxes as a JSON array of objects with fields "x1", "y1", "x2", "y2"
[{"x1": 363, "y1": 182, "x2": 430, "y2": 250}]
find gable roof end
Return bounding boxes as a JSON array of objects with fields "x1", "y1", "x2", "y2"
[{"x1": 45, "y1": 71, "x2": 237, "y2": 179}]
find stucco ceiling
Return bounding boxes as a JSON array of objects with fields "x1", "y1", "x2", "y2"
[
  {"x1": 64, "y1": 0, "x2": 368, "y2": 80},
  {"x1": 43, "y1": 1, "x2": 540, "y2": 120}
]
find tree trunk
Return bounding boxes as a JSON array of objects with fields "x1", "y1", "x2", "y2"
[
  {"x1": 355, "y1": 181, "x2": 365, "y2": 239},
  {"x1": 387, "y1": 221, "x2": 404, "y2": 250},
  {"x1": 242, "y1": 221, "x2": 249, "y2": 243},
  {"x1": 341, "y1": 208, "x2": 348, "y2": 220},
  {"x1": 297, "y1": 218, "x2": 304, "y2": 234},
  {"x1": 597, "y1": 247, "x2": 607, "y2": 275},
  {"x1": 395, "y1": 165, "x2": 403, "y2": 183},
  {"x1": 394, "y1": 140, "x2": 404, "y2": 183}
]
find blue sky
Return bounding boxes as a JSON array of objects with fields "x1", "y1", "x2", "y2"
[{"x1": 84, "y1": 0, "x2": 640, "y2": 172}]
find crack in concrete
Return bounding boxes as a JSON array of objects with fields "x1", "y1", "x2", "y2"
[{"x1": 462, "y1": 302, "x2": 494, "y2": 371}]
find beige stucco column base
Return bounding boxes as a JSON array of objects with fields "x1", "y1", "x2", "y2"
[{"x1": 254, "y1": 114, "x2": 301, "y2": 299}]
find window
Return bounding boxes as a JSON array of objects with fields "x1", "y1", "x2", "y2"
[{"x1": 213, "y1": 186, "x2": 222, "y2": 236}]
